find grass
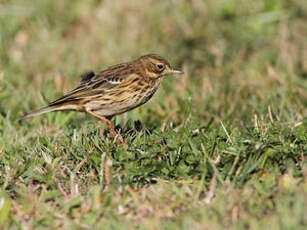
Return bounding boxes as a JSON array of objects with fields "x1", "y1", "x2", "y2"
[{"x1": 0, "y1": 0, "x2": 306, "y2": 229}]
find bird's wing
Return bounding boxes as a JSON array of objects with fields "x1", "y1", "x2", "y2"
[{"x1": 49, "y1": 62, "x2": 132, "y2": 106}]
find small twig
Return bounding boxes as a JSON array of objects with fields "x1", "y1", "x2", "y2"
[
  {"x1": 70, "y1": 171, "x2": 79, "y2": 198},
  {"x1": 293, "y1": 121, "x2": 303, "y2": 129},
  {"x1": 220, "y1": 121, "x2": 233, "y2": 145},
  {"x1": 75, "y1": 157, "x2": 88, "y2": 174},
  {"x1": 254, "y1": 114, "x2": 259, "y2": 131},
  {"x1": 57, "y1": 183, "x2": 68, "y2": 197},
  {"x1": 268, "y1": 106, "x2": 274, "y2": 123},
  {"x1": 104, "y1": 158, "x2": 112, "y2": 191},
  {"x1": 204, "y1": 171, "x2": 217, "y2": 204},
  {"x1": 227, "y1": 153, "x2": 240, "y2": 179}
]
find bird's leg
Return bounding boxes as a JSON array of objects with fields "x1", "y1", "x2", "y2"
[
  {"x1": 87, "y1": 110, "x2": 124, "y2": 144},
  {"x1": 87, "y1": 110, "x2": 116, "y2": 136}
]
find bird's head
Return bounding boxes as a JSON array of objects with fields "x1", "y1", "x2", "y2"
[{"x1": 137, "y1": 54, "x2": 184, "y2": 79}]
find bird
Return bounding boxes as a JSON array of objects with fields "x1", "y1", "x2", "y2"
[{"x1": 21, "y1": 54, "x2": 184, "y2": 140}]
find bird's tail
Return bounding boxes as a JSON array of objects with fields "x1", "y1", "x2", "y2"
[
  {"x1": 19, "y1": 104, "x2": 77, "y2": 121},
  {"x1": 19, "y1": 106, "x2": 60, "y2": 121}
]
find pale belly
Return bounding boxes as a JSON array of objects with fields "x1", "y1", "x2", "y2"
[{"x1": 85, "y1": 82, "x2": 161, "y2": 117}]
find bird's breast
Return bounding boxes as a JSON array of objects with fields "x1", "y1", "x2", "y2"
[{"x1": 138, "y1": 78, "x2": 162, "y2": 103}]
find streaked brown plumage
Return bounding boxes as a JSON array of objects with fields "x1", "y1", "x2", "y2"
[{"x1": 21, "y1": 54, "x2": 183, "y2": 139}]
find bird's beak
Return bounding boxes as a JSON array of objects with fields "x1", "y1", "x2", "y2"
[{"x1": 169, "y1": 69, "x2": 184, "y2": 75}]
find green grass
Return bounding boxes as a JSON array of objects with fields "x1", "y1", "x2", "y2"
[{"x1": 0, "y1": 0, "x2": 306, "y2": 229}]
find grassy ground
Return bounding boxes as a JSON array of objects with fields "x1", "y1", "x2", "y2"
[{"x1": 0, "y1": 0, "x2": 306, "y2": 229}]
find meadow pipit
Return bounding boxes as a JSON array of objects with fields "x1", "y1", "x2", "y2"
[{"x1": 21, "y1": 54, "x2": 183, "y2": 140}]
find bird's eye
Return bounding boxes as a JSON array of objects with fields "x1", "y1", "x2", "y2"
[{"x1": 156, "y1": 64, "x2": 165, "y2": 71}]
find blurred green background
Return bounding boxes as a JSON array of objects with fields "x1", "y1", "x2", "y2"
[{"x1": 0, "y1": 0, "x2": 306, "y2": 229}]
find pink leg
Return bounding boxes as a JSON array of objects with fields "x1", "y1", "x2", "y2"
[{"x1": 87, "y1": 110, "x2": 125, "y2": 144}]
